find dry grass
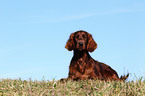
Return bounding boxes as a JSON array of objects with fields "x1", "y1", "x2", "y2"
[{"x1": 0, "y1": 78, "x2": 145, "y2": 95}]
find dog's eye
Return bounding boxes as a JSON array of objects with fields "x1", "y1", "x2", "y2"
[
  {"x1": 75, "y1": 35, "x2": 79, "y2": 38},
  {"x1": 83, "y1": 35, "x2": 87, "y2": 38},
  {"x1": 82, "y1": 34, "x2": 87, "y2": 39}
]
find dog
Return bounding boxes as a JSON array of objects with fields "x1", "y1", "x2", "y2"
[{"x1": 65, "y1": 30, "x2": 129, "y2": 81}]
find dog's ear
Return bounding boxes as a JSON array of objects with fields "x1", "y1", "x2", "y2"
[
  {"x1": 65, "y1": 33, "x2": 75, "y2": 51},
  {"x1": 87, "y1": 33, "x2": 97, "y2": 52}
]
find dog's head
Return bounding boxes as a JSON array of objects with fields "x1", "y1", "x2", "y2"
[{"x1": 65, "y1": 30, "x2": 97, "y2": 52}]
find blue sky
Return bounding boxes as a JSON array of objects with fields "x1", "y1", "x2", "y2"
[{"x1": 0, "y1": 0, "x2": 145, "y2": 81}]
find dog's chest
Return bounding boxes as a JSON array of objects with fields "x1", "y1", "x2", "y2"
[{"x1": 77, "y1": 58, "x2": 87, "y2": 73}]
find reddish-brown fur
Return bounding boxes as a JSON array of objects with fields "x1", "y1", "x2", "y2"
[{"x1": 65, "y1": 30, "x2": 129, "y2": 81}]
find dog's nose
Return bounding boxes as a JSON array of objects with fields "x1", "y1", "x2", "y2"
[{"x1": 79, "y1": 42, "x2": 83, "y2": 46}]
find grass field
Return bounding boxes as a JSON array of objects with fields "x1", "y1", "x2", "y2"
[{"x1": 0, "y1": 78, "x2": 145, "y2": 95}]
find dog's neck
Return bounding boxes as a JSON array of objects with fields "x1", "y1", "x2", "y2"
[
  {"x1": 72, "y1": 49, "x2": 91, "y2": 61},
  {"x1": 72, "y1": 49, "x2": 92, "y2": 73}
]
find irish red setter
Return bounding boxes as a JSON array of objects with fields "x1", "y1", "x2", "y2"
[{"x1": 65, "y1": 30, "x2": 129, "y2": 81}]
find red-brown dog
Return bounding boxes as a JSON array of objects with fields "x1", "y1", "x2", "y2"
[{"x1": 65, "y1": 30, "x2": 129, "y2": 81}]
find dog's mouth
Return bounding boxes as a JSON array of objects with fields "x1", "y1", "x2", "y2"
[
  {"x1": 78, "y1": 48, "x2": 83, "y2": 51},
  {"x1": 79, "y1": 46, "x2": 84, "y2": 49},
  {"x1": 76, "y1": 46, "x2": 85, "y2": 51}
]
